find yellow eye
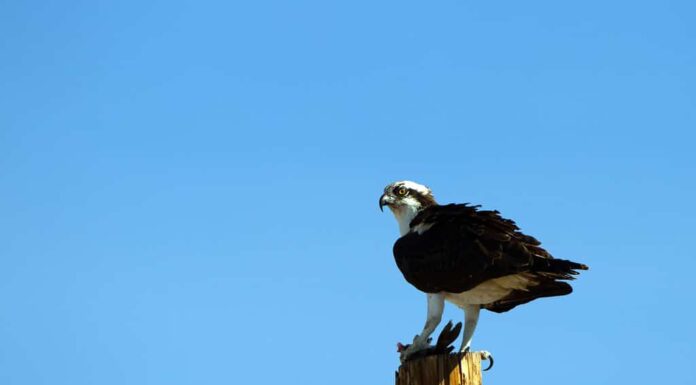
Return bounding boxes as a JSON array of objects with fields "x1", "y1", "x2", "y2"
[{"x1": 397, "y1": 188, "x2": 407, "y2": 196}]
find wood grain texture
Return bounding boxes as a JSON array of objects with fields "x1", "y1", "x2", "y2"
[{"x1": 395, "y1": 353, "x2": 483, "y2": 385}]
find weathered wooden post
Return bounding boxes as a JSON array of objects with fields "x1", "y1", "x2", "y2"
[
  {"x1": 394, "y1": 322, "x2": 486, "y2": 385},
  {"x1": 395, "y1": 352, "x2": 484, "y2": 385}
]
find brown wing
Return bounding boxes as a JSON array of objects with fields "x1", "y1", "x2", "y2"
[{"x1": 393, "y1": 204, "x2": 588, "y2": 310}]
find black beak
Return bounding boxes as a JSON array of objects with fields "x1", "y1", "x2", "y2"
[{"x1": 379, "y1": 194, "x2": 388, "y2": 212}]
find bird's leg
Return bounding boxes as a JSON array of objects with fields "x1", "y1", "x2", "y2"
[
  {"x1": 459, "y1": 305, "x2": 480, "y2": 353},
  {"x1": 460, "y1": 305, "x2": 494, "y2": 370},
  {"x1": 400, "y1": 293, "x2": 444, "y2": 362},
  {"x1": 414, "y1": 293, "x2": 445, "y2": 347}
]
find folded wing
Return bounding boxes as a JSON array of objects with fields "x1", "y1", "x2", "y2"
[{"x1": 393, "y1": 204, "x2": 588, "y2": 312}]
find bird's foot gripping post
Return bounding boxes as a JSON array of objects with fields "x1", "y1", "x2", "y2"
[{"x1": 395, "y1": 321, "x2": 490, "y2": 385}]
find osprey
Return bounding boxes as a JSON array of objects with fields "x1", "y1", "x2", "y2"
[{"x1": 379, "y1": 181, "x2": 588, "y2": 363}]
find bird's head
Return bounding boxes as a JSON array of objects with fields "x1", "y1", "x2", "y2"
[
  {"x1": 379, "y1": 181, "x2": 436, "y2": 212},
  {"x1": 380, "y1": 181, "x2": 437, "y2": 234}
]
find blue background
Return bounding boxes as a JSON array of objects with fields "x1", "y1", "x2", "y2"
[{"x1": 1, "y1": 1, "x2": 694, "y2": 384}]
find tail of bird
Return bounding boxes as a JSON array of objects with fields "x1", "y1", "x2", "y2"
[
  {"x1": 532, "y1": 257, "x2": 589, "y2": 280},
  {"x1": 485, "y1": 257, "x2": 588, "y2": 313}
]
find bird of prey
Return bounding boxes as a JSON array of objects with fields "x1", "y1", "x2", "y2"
[{"x1": 379, "y1": 181, "x2": 588, "y2": 362}]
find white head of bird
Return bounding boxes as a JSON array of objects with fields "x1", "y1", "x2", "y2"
[{"x1": 379, "y1": 180, "x2": 437, "y2": 236}]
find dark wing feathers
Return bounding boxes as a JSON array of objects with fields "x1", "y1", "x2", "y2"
[{"x1": 393, "y1": 204, "x2": 587, "y2": 310}]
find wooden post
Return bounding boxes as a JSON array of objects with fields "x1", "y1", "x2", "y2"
[{"x1": 395, "y1": 352, "x2": 484, "y2": 385}]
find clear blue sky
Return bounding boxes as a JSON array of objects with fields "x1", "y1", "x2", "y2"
[{"x1": 1, "y1": 1, "x2": 694, "y2": 384}]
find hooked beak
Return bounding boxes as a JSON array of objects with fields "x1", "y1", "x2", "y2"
[{"x1": 379, "y1": 194, "x2": 393, "y2": 212}]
